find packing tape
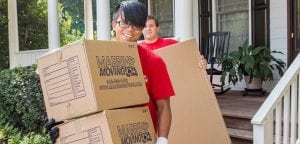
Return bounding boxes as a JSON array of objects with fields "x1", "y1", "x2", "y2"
[
  {"x1": 57, "y1": 49, "x2": 63, "y2": 64},
  {"x1": 66, "y1": 102, "x2": 75, "y2": 120},
  {"x1": 74, "y1": 119, "x2": 82, "y2": 135}
]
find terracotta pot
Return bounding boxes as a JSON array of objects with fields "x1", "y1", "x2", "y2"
[{"x1": 244, "y1": 76, "x2": 262, "y2": 90}]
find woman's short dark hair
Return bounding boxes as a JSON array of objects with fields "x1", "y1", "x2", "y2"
[{"x1": 113, "y1": 1, "x2": 147, "y2": 28}]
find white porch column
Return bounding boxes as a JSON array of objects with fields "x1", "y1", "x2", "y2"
[
  {"x1": 96, "y1": 0, "x2": 110, "y2": 40},
  {"x1": 84, "y1": 0, "x2": 94, "y2": 39},
  {"x1": 8, "y1": 0, "x2": 19, "y2": 68},
  {"x1": 174, "y1": 0, "x2": 193, "y2": 41},
  {"x1": 48, "y1": 0, "x2": 60, "y2": 49}
]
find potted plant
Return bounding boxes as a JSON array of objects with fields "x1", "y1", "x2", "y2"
[{"x1": 220, "y1": 40, "x2": 286, "y2": 90}]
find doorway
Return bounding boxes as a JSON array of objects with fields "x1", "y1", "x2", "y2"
[{"x1": 289, "y1": 0, "x2": 300, "y2": 65}]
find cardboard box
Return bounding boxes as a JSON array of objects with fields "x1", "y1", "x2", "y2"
[
  {"x1": 154, "y1": 38, "x2": 231, "y2": 144},
  {"x1": 56, "y1": 106, "x2": 156, "y2": 144},
  {"x1": 38, "y1": 40, "x2": 149, "y2": 121}
]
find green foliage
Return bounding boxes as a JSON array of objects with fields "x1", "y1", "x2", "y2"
[
  {"x1": 221, "y1": 40, "x2": 286, "y2": 85},
  {"x1": 0, "y1": 0, "x2": 85, "y2": 69},
  {"x1": 59, "y1": 3, "x2": 83, "y2": 45},
  {"x1": 17, "y1": 0, "x2": 48, "y2": 51},
  {"x1": 110, "y1": 0, "x2": 124, "y2": 16},
  {"x1": 0, "y1": 120, "x2": 50, "y2": 144},
  {"x1": 15, "y1": 133, "x2": 50, "y2": 144},
  {"x1": 0, "y1": 120, "x2": 19, "y2": 142},
  {"x1": 60, "y1": 0, "x2": 85, "y2": 34},
  {"x1": 0, "y1": 0, "x2": 9, "y2": 70},
  {"x1": 0, "y1": 65, "x2": 47, "y2": 133}
]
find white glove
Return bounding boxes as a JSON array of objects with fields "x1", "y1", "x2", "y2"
[{"x1": 156, "y1": 137, "x2": 168, "y2": 144}]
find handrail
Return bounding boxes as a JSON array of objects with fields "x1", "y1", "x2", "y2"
[
  {"x1": 251, "y1": 53, "x2": 300, "y2": 144},
  {"x1": 17, "y1": 48, "x2": 49, "y2": 54},
  {"x1": 11, "y1": 49, "x2": 50, "y2": 68},
  {"x1": 251, "y1": 54, "x2": 300, "y2": 124}
]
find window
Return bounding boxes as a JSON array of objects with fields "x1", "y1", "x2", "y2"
[
  {"x1": 17, "y1": 0, "x2": 48, "y2": 51},
  {"x1": 215, "y1": 0, "x2": 249, "y2": 52},
  {"x1": 141, "y1": 0, "x2": 174, "y2": 37}
]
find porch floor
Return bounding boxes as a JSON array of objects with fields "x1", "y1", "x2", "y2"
[{"x1": 217, "y1": 90, "x2": 267, "y2": 118}]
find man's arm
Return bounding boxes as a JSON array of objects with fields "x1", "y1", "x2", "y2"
[{"x1": 156, "y1": 98, "x2": 172, "y2": 138}]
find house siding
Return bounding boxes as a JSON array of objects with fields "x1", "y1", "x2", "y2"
[{"x1": 264, "y1": 0, "x2": 288, "y2": 91}]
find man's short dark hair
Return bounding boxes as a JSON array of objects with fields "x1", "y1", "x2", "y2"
[
  {"x1": 113, "y1": 1, "x2": 147, "y2": 28},
  {"x1": 147, "y1": 15, "x2": 159, "y2": 27}
]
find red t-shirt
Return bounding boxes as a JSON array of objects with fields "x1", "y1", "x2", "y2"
[
  {"x1": 137, "y1": 45, "x2": 175, "y2": 130},
  {"x1": 139, "y1": 38, "x2": 178, "y2": 50}
]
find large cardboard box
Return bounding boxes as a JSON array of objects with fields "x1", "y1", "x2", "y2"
[
  {"x1": 154, "y1": 39, "x2": 231, "y2": 144},
  {"x1": 56, "y1": 106, "x2": 156, "y2": 144},
  {"x1": 38, "y1": 40, "x2": 149, "y2": 121}
]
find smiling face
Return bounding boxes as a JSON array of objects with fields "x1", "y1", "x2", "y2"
[
  {"x1": 112, "y1": 14, "x2": 143, "y2": 42},
  {"x1": 111, "y1": 1, "x2": 147, "y2": 43},
  {"x1": 142, "y1": 19, "x2": 160, "y2": 41}
]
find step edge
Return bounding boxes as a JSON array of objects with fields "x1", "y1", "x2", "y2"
[
  {"x1": 222, "y1": 112, "x2": 253, "y2": 119},
  {"x1": 227, "y1": 128, "x2": 253, "y2": 141}
]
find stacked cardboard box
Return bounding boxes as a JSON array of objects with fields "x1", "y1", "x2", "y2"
[
  {"x1": 38, "y1": 40, "x2": 156, "y2": 144},
  {"x1": 55, "y1": 106, "x2": 154, "y2": 144}
]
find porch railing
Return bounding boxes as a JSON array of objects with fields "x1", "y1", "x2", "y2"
[
  {"x1": 251, "y1": 54, "x2": 300, "y2": 144},
  {"x1": 11, "y1": 49, "x2": 49, "y2": 68}
]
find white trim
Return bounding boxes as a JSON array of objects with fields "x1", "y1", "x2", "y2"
[
  {"x1": 192, "y1": 0, "x2": 199, "y2": 46},
  {"x1": 174, "y1": 0, "x2": 193, "y2": 40},
  {"x1": 212, "y1": 0, "x2": 216, "y2": 32},
  {"x1": 248, "y1": 0, "x2": 252, "y2": 45},
  {"x1": 48, "y1": 0, "x2": 60, "y2": 50},
  {"x1": 147, "y1": 0, "x2": 151, "y2": 15},
  {"x1": 17, "y1": 49, "x2": 49, "y2": 54},
  {"x1": 96, "y1": 0, "x2": 110, "y2": 40},
  {"x1": 173, "y1": 0, "x2": 175, "y2": 36},
  {"x1": 8, "y1": 0, "x2": 19, "y2": 68},
  {"x1": 84, "y1": 0, "x2": 93, "y2": 40}
]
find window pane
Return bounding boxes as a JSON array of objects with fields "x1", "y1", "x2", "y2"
[
  {"x1": 216, "y1": 0, "x2": 249, "y2": 52},
  {"x1": 17, "y1": 0, "x2": 48, "y2": 51},
  {"x1": 0, "y1": 0, "x2": 9, "y2": 69},
  {"x1": 59, "y1": 0, "x2": 85, "y2": 45},
  {"x1": 151, "y1": 0, "x2": 173, "y2": 37},
  {"x1": 254, "y1": 10, "x2": 266, "y2": 46}
]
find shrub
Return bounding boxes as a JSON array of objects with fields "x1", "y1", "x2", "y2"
[
  {"x1": 0, "y1": 120, "x2": 50, "y2": 144},
  {"x1": 10, "y1": 132, "x2": 50, "y2": 144},
  {"x1": 0, "y1": 65, "x2": 47, "y2": 133}
]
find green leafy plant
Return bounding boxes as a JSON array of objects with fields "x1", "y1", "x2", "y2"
[
  {"x1": 16, "y1": 132, "x2": 50, "y2": 144},
  {"x1": 0, "y1": 65, "x2": 47, "y2": 133},
  {"x1": 0, "y1": 121, "x2": 50, "y2": 144},
  {"x1": 220, "y1": 40, "x2": 286, "y2": 85},
  {"x1": 0, "y1": 123, "x2": 19, "y2": 143}
]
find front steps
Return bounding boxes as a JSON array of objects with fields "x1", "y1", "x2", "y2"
[{"x1": 217, "y1": 90, "x2": 267, "y2": 144}]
